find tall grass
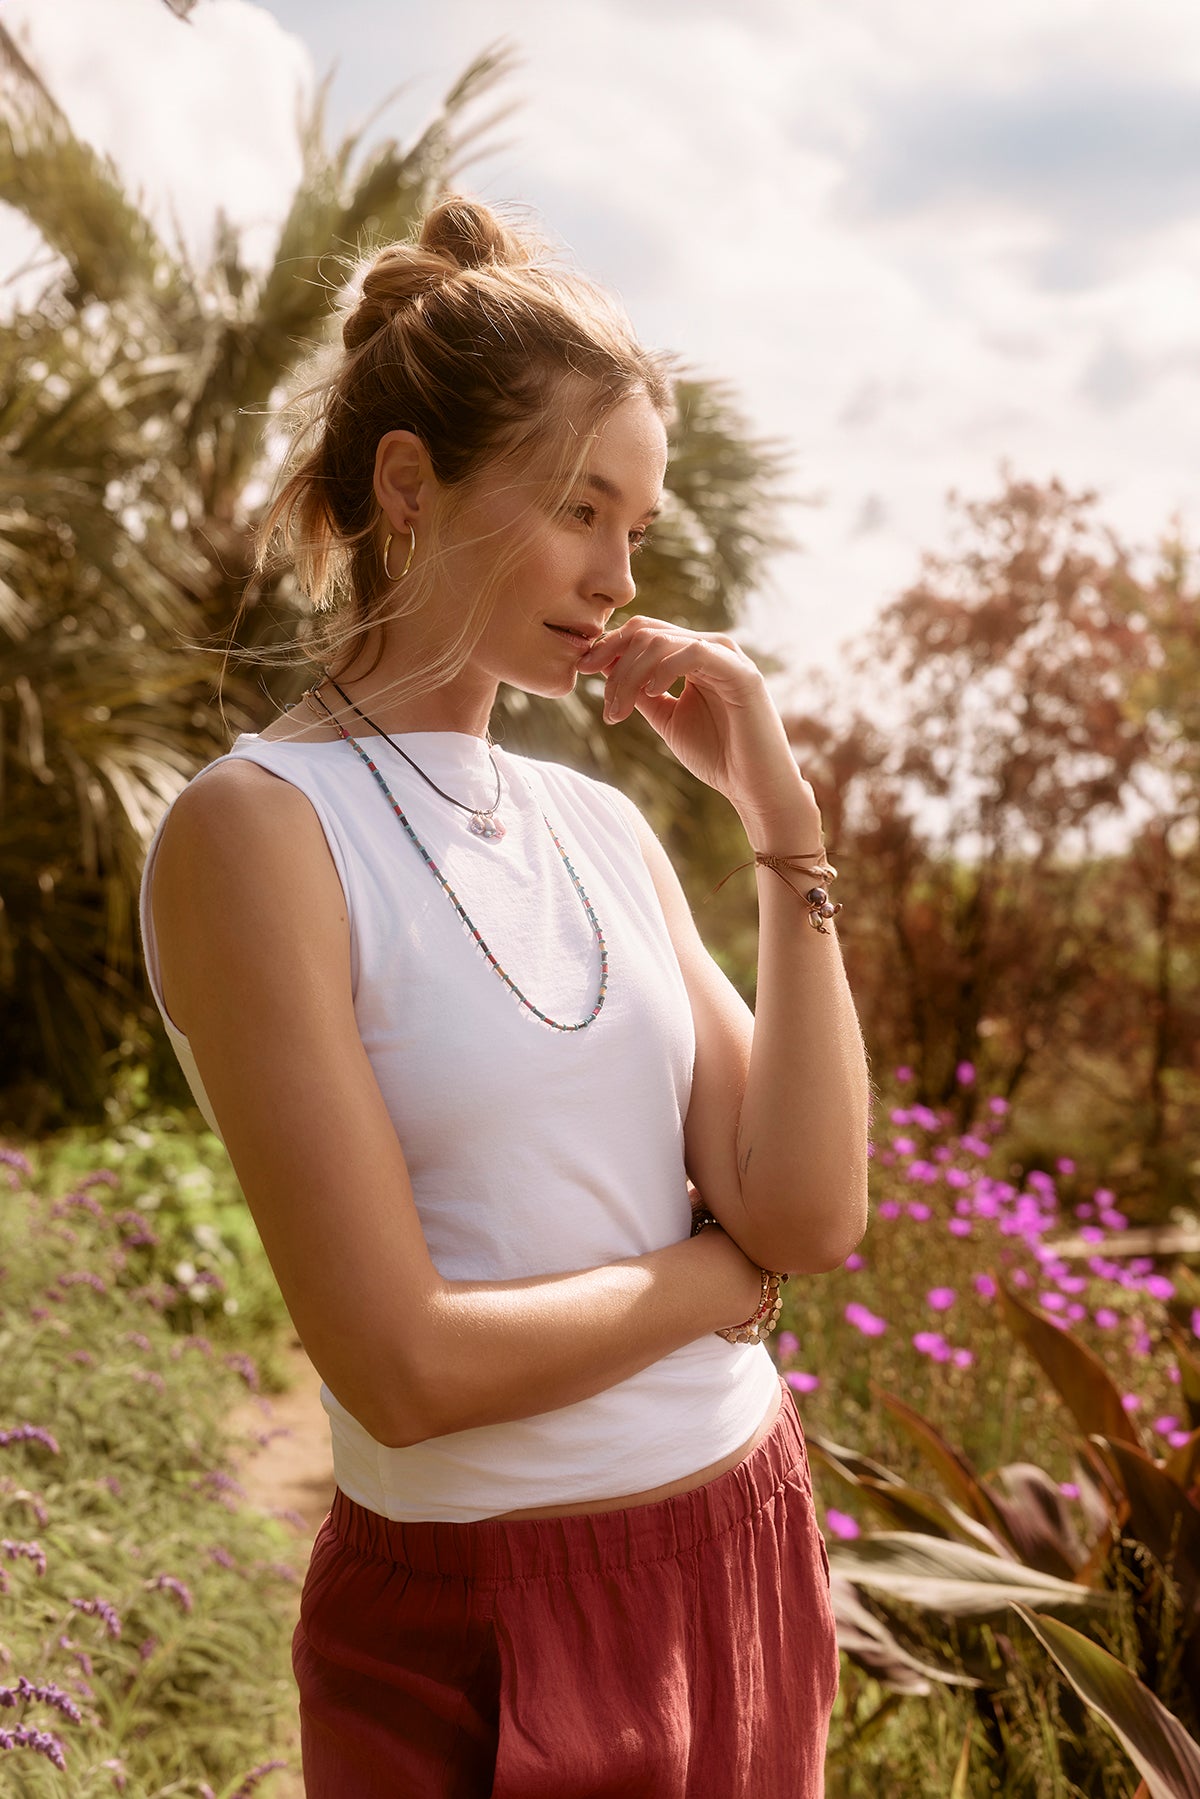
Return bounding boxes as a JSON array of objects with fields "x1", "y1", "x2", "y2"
[{"x1": 0, "y1": 1137, "x2": 300, "y2": 1797}]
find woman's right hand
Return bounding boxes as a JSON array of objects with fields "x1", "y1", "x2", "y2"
[{"x1": 689, "y1": 1216, "x2": 765, "y2": 1336}]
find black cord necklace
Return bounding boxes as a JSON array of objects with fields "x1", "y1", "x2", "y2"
[{"x1": 305, "y1": 674, "x2": 506, "y2": 840}]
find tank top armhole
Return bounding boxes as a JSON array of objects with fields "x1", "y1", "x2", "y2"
[{"x1": 138, "y1": 747, "x2": 362, "y2": 1039}]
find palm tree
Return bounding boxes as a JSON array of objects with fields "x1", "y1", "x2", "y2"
[{"x1": 0, "y1": 19, "x2": 796, "y2": 1127}]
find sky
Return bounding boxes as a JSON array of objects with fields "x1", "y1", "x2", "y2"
[{"x1": 5, "y1": 0, "x2": 1200, "y2": 712}]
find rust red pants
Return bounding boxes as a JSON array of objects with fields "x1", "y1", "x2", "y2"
[{"x1": 292, "y1": 1378, "x2": 839, "y2": 1797}]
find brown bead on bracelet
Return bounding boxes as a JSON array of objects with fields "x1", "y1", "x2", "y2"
[
  {"x1": 689, "y1": 1208, "x2": 789, "y2": 1344},
  {"x1": 709, "y1": 847, "x2": 844, "y2": 934}
]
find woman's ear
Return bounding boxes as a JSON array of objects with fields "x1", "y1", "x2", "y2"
[{"x1": 374, "y1": 430, "x2": 430, "y2": 530}]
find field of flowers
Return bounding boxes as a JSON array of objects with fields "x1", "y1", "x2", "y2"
[
  {"x1": 781, "y1": 1063, "x2": 1200, "y2": 1796},
  {"x1": 4, "y1": 1067, "x2": 1198, "y2": 1796},
  {"x1": 0, "y1": 1124, "x2": 302, "y2": 1797}
]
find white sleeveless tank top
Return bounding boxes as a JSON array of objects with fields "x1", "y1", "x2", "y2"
[{"x1": 137, "y1": 728, "x2": 780, "y2": 1520}]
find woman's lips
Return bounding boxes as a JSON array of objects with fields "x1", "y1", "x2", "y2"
[{"x1": 546, "y1": 624, "x2": 595, "y2": 650}]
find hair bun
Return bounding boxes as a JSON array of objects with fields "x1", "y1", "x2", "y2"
[
  {"x1": 419, "y1": 196, "x2": 526, "y2": 272},
  {"x1": 342, "y1": 246, "x2": 457, "y2": 351}
]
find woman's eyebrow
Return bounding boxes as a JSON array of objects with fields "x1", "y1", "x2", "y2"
[{"x1": 585, "y1": 472, "x2": 663, "y2": 520}]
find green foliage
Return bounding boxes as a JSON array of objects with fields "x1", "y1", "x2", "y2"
[{"x1": 0, "y1": 1138, "x2": 301, "y2": 1795}]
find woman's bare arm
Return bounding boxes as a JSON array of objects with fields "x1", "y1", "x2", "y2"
[{"x1": 151, "y1": 763, "x2": 762, "y2": 1449}]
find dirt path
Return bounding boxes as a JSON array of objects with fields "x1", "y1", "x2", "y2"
[{"x1": 229, "y1": 1336, "x2": 335, "y2": 1799}]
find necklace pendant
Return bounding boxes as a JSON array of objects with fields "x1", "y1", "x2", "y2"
[{"x1": 469, "y1": 810, "x2": 506, "y2": 840}]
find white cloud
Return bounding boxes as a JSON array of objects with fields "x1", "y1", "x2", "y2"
[
  {"x1": 5, "y1": 0, "x2": 1200, "y2": 697},
  {"x1": 3, "y1": 0, "x2": 311, "y2": 268}
]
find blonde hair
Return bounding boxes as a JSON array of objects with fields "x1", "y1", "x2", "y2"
[{"x1": 239, "y1": 194, "x2": 676, "y2": 722}]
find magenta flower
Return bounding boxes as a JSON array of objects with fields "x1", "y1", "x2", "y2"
[
  {"x1": 877, "y1": 1200, "x2": 901, "y2": 1219},
  {"x1": 890, "y1": 1107, "x2": 912, "y2": 1126},
  {"x1": 776, "y1": 1330, "x2": 800, "y2": 1359},
  {"x1": 1055, "y1": 1157, "x2": 1075, "y2": 1175},
  {"x1": 785, "y1": 1371, "x2": 820, "y2": 1393},
  {"x1": 894, "y1": 1066, "x2": 913, "y2": 1084},
  {"x1": 905, "y1": 1202, "x2": 931, "y2": 1221},
  {"x1": 825, "y1": 1508, "x2": 860, "y2": 1539},
  {"x1": 1039, "y1": 1292, "x2": 1066, "y2": 1312},
  {"x1": 947, "y1": 1219, "x2": 973, "y2": 1237},
  {"x1": 951, "y1": 1347, "x2": 974, "y2": 1368},
  {"x1": 1192, "y1": 1308, "x2": 1200, "y2": 1340},
  {"x1": 973, "y1": 1273, "x2": 997, "y2": 1301},
  {"x1": 956, "y1": 1061, "x2": 975, "y2": 1086},
  {"x1": 844, "y1": 1303, "x2": 887, "y2": 1337},
  {"x1": 1094, "y1": 1307, "x2": 1119, "y2": 1329},
  {"x1": 844, "y1": 1253, "x2": 864, "y2": 1271},
  {"x1": 1121, "y1": 1393, "x2": 1141, "y2": 1413},
  {"x1": 1153, "y1": 1415, "x2": 1179, "y2": 1436},
  {"x1": 1066, "y1": 1303, "x2": 1087, "y2": 1323},
  {"x1": 1142, "y1": 1274, "x2": 1174, "y2": 1302},
  {"x1": 912, "y1": 1331, "x2": 946, "y2": 1357},
  {"x1": 893, "y1": 1136, "x2": 916, "y2": 1155},
  {"x1": 926, "y1": 1287, "x2": 955, "y2": 1311},
  {"x1": 987, "y1": 1097, "x2": 1009, "y2": 1116},
  {"x1": 1168, "y1": 1429, "x2": 1192, "y2": 1450},
  {"x1": 1059, "y1": 1481, "x2": 1080, "y2": 1499},
  {"x1": 959, "y1": 1134, "x2": 990, "y2": 1158}
]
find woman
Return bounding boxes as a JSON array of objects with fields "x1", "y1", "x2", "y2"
[{"x1": 138, "y1": 194, "x2": 869, "y2": 1797}]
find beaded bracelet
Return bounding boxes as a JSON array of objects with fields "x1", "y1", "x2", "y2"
[
  {"x1": 689, "y1": 1208, "x2": 789, "y2": 1344},
  {"x1": 710, "y1": 848, "x2": 844, "y2": 934}
]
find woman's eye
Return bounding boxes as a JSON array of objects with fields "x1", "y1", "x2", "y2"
[{"x1": 629, "y1": 530, "x2": 649, "y2": 555}]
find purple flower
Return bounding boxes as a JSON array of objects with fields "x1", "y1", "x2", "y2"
[
  {"x1": 1056, "y1": 1274, "x2": 1088, "y2": 1295},
  {"x1": 1094, "y1": 1307, "x2": 1119, "y2": 1329},
  {"x1": 1066, "y1": 1303, "x2": 1087, "y2": 1323},
  {"x1": 911, "y1": 1105, "x2": 941, "y2": 1131},
  {"x1": 208, "y1": 1546, "x2": 237, "y2": 1569},
  {"x1": 145, "y1": 1575, "x2": 193, "y2": 1614},
  {"x1": 987, "y1": 1096, "x2": 1010, "y2": 1116},
  {"x1": 956, "y1": 1061, "x2": 975, "y2": 1087},
  {"x1": 906, "y1": 1159, "x2": 939, "y2": 1183},
  {"x1": 951, "y1": 1346, "x2": 974, "y2": 1368},
  {"x1": 1192, "y1": 1308, "x2": 1200, "y2": 1340},
  {"x1": 944, "y1": 1168, "x2": 970, "y2": 1189},
  {"x1": 1142, "y1": 1274, "x2": 1175, "y2": 1302},
  {"x1": 1040, "y1": 1292, "x2": 1066, "y2": 1312},
  {"x1": 2, "y1": 1540, "x2": 46, "y2": 1577},
  {"x1": 1121, "y1": 1393, "x2": 1141, "y2": 1413},
  {"x1": 894, "y1": 1067, "x2": 913, "y2": 1085},
  {"x1": 973, "y1": 1273, "x2": 997, "y2": 1301},
  {"x1": 57, "y1": 1637, "x2": 92, "y2": 1679},
  {"x1": 947, "y1": 1218, "x2": 972, "y2": 1237},
  {"x1": 0, "y1": 1676, "x2": 82, "y2": 1724},
  {"x1": 1169, "y1": 1429, "x2": 1192, "y2": 1449},
  {"x1": 785, "y1": 1371, "x2": 820, "y2": 1393},
  {"x1": 844, "y1": 1252, "x2": 865, "y2": 1271},
  {"x1": 223, "y1": 1353, "x2": 260, "y2": 1391},
  {"x1": 776, "y1": 1330, "x2": 800, "y2": 1359},
  {"x1": 844, "y1": 1303, "x2": 887, "y2": 1337},
  {"x1": 0, "y1": 1148, "x2": 34, "y2": 1178},
  {"x1": 912, "y1": 1331, "x2": 946, "y2": 1357},
  {"x1": 926, "y1": 1287, "x2": 956, "y2": 1312},
  {"x1": 228, "y1": 1762, "x2": 288, "y2": 1799},
  {"x1": 825, "y1": 1508, "x2": 860, "y2": 1539},
  {"x1": 101, "y1": 1758, "x2": 128, "y2": 1793},
  {"x1": 960, "y1": 1134, "x2": 991, "y2": 1158},
  {"x1": 906, "y1": 1202, "x2": 931, "y2": 1221},
  {"x1": 0, "y1": 1725, "x2": 67, "y2": 1769},
  {"x1": 1055, "y1": 1157, "x2": 1076, "y2": 1175},
  {"x1": 890, "y1": 1108, "x2": 912, "y2": 1127},
  {"x1": 877, "y1": 1200, "x2": 901, "y2": 1219},
  {"x1": 1059, "y1": 1481, "x2": 1079, "y2": 1499},
  {"x1": 57, "y1": 1270, "x2": 107, "y2": 1294},
  {"x1": 0, "y1": 1426, "x2": 60, "y2": 1455},
  {"x1": 69, "y1": 1597, "x2": 121, "y2": 1638},
  {"x1": 1153, "y1": 1415, "x2": 1180, "y2": 1436}
]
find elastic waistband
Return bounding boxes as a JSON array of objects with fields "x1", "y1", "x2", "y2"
[{"x1": 324, "y1": 1378, "x2": 807, "y2": 1584}]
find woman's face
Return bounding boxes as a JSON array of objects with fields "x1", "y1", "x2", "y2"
[{"x1": 446, "y1": 389, "x2": 669, "y2": 702}]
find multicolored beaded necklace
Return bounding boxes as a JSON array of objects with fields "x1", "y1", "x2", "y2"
[{"x1": 303, "y1": 682, "x2": 610, "y2": 1034}]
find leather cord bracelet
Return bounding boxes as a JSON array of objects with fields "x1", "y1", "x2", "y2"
[
  {"x1": 689, "y1": 1207, "x2": 789, "y2": 1344},
  {"x1": 710, "y1": 847, "x2": 844, "y2": 933}
]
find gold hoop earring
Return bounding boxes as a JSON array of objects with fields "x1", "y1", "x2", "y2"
[{"x1": 382, "y1": 520, "x2": 416, "y2": 582}]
